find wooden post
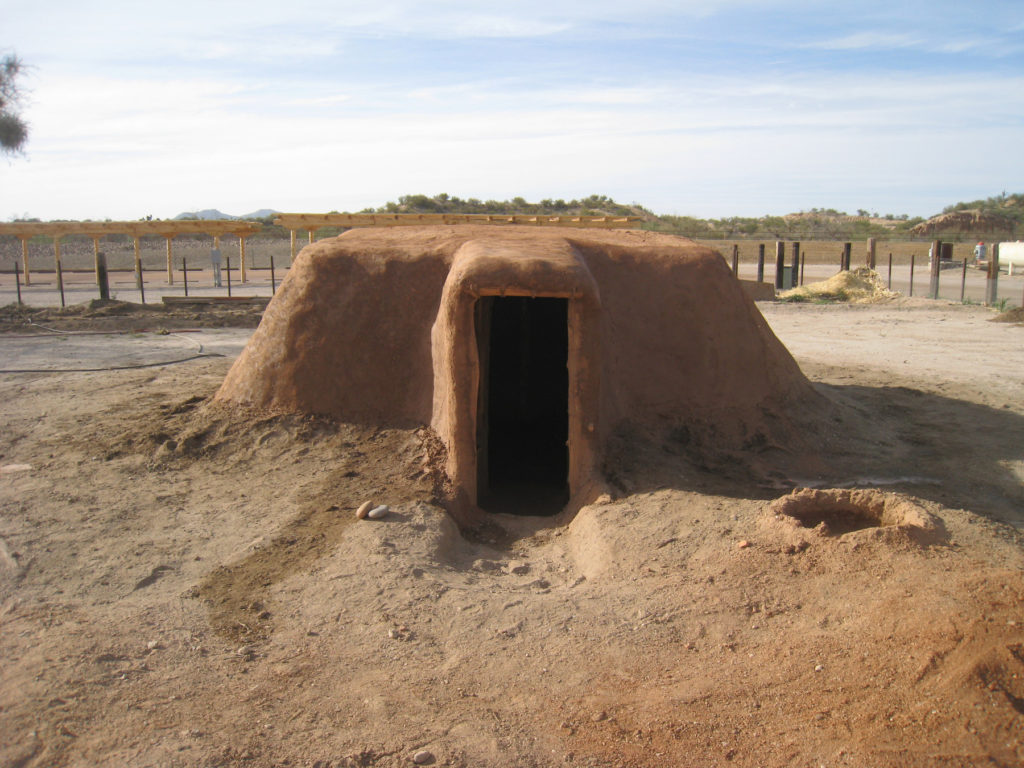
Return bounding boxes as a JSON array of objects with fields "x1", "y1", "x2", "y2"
[
  {"x1": 887, "y1": 253, "x2": 892, "y2": 289},
  {"x1": 731, "y1": 244, "x2": 739, "y2": 277},
  {"x1": 270, "y1": 253, "x2": 276, "y2": 294},
  {"x1": 909, "y1": 254, "x2": 915, "y2": 297},
  {"x1": 239, "y1": 236, "x2": 247, "y2": 283},
  {"x1": 799, "y1": 250, "x2": 805, "y2": 286},
  {"x1": 985, "y1": 243, "x2": 1000, "y2": 306},
  {"x1": 97, "y1": 252, "x2": 110, "y2": 300},
  {"x1": 929, "y1": 239, "x2": 941, "y2": 299},
  {"x1": 134, "y1": 237, "x2": 143, "y2": 291},
  {"x1": 165, "y1": 236, "x2": 174, "y2": 285},
  {"x1": 774, "y1": 241, "x2": 785, "y2": 290},
  {"x1": 308, "y1": 229, "x2": 315, "y2": 245},
  {"x1": 959, "y1": 257, "x2": 968, "y2": 303},
  {"x1": 182, "y1": 256, "x2": 188, "y2": 297},
  {"x1": 19, "y1": 237, "x2": 30, "y2": 285},
  {"x1": 841, "y1": 242, "x2": 851, "y2": 271},
  {"x1": 790, "y1": 242, "x2": 799, "y2": 287},
  {"x1": 93, "y1": 237, "x2": 102, "y2": 286},
  {"x1": 289, "y1": 229, "x2": 297, "y2": 262},
  {"x1": 213, "y1": 235, "x2": 221, "y2": 288},
  {"x1": 226, "y1": 254, "x2": 232, "y2": 297},
  {"x1": 54, "y1": 237, "x2": 65, "y2": 308},
  {"x1": 866, "y1": 237, "x2": 876, "y2": 270},
  {"x1": 14, "y1": 260, "x2": 22, "y2": 304},
  {"x1": 757, "y1": 244, "x2": 765, "y2": 283}
]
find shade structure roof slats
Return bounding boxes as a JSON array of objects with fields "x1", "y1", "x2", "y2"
[
  {"x1": 0, "y1": 220, "x2": 263, "y2": 239},
  {"x1": 273, "y1": 213, "x2": 642, "y2": 230}
]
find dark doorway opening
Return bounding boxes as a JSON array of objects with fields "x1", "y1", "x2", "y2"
[{"x1": 476, "y1": 296, "x2": 569, "y2": 515}]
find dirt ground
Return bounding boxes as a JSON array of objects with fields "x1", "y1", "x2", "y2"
[
  {"x1": 1, "y1": 297, "x2": 1023, "y2": 768},
  {"x1": 0, "y1": 299, "x2": 266, "y2": 334}
]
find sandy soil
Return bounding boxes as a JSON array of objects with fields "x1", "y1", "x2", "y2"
[{"x1": 1, "y1": 298, "x2": 1023, "y2": 768}]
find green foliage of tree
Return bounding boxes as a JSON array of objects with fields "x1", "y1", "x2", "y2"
[
  {"x1": 0, "y1": 54, "x2": 28, "y2": 155},
  {"x1": 332, "y1": 191, "x2": 1022, "y2": 242},
  {"x1": 367, "y1": 193, "x2": 647, "y2": 218}
]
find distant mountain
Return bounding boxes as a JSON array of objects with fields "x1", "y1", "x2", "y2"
[
  {"x1": 174, "y1": 209, "x2": 232, "y2": 220},
  {"x1": 242, "y1": 209, "x2": 280, "y2": 220},
  {"x1": 174, "y1": 208, "x2": 279, "y2": 221}
]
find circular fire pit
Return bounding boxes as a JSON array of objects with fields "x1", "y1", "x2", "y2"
[{"x1": 767, "y1": 488, "x2": 944, "y2": 543}]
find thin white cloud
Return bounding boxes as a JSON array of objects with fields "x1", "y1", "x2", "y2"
[
  {"x1": 448, "y1": 16, "x2": 571, "y2": 38},
  {"x1": 287, "y1": 94, "x2": 354, "y2": 107},
  {"x1": 804, "y1": 31, "x2": 923, "y2": 51}
]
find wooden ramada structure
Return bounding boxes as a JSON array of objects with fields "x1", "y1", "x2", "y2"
[{"x1": 0, "y1": 214, "x2": 640, "y2": 285}]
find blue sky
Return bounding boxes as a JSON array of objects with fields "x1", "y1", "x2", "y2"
[{"x1": 2, "y1": 0, "x2": 1022, "y2": 221}]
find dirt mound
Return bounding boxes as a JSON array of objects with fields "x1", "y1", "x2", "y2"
[
  {"x1": 991, "y1": 306, "x2": 1024, "y2": 325},
  {"x1": 0, "y1": 299, "x2": 265, "y2": 333},
  {"x1": 910, "y1": 209, "x2": 1017, "y2": 237},
  {"x1": 217, "y1": 225, "x2": 819, "y2": 524},
  {"x1": 779, "y1": 266, "x2": 899, "y2": 304}
]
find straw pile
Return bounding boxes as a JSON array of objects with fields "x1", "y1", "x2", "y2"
[{"x1": 779, "y1": 267, "x2": 899, "y2": 304}]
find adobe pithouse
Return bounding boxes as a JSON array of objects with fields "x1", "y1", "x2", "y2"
[{"x1": 215, "y1": 226, "x2": 817, "y2": 525}]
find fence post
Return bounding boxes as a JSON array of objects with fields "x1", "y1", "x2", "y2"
[
  {"x1": 165, "y1": 236, "x2": 174, "y2": 285},
  {"x1": 239, "y1": 236, "x2": 247, "y2": 283},
  {"x1": 92, "y1": 237, "x2": 102, "y2": 286},
  {"x1": 226, "y1": 254, "x2": 233, "y2": 297},
  {"x1": 959, "y1": 257, "x2": 967, "y2": 303},
  {"x1": 182, "y1": 256, "x2": 189, "y2": 297},
  {"x1": 731, "y1": 244, "x2": 739, "y2": 277},
  {"x1": 19, "y1": 237, "x2": 30, "y2": 285},
  {"x1": 54, "y1": 237, "x2": 66, "y2": 309},
  {"x1": 213, "y1": 235, "x2": 222, "y2": 288},
  {"x1": 985, "y1": 243, "x2": 999, "y2": 305},
  {"x1": 134, "y1": 237, "x2": 143, "y2": 291},
  {"x1": 887, "y1": 253, "x2": 892, "y2": 289},
  {"x1": 757, "y1": 244, "x2": 765, "y2": 283},
  {"x1": 841, "y1": 242, "x2": 851, "y2": 271},
  {"x1": 866, "y1": 237, "x2": 876, "y2": 269},
  {"x1": 97, "y1": 252, "x2": 110, "y2": 300},
  {"x1": 909, "y1": 254, "x2": 915, "y2": 297},
  {"x1": 14, "y1": 260, "x2": 22, "y2": 305},
  {"x1": 774, "y1": 241, "x2": 785, "y2": 290},
  {"x1": 270, "y1": 253, "x2": 276, "y2": 294},
  {"x1": 790, "y1": 242, "x2": 799, "y2": 287},
  {"x1": 929, "y1": 239, "x2": 941, "y2": 299},
  {"x1": 799, "y1": 250, "x2": 806, "y2": 286}
]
